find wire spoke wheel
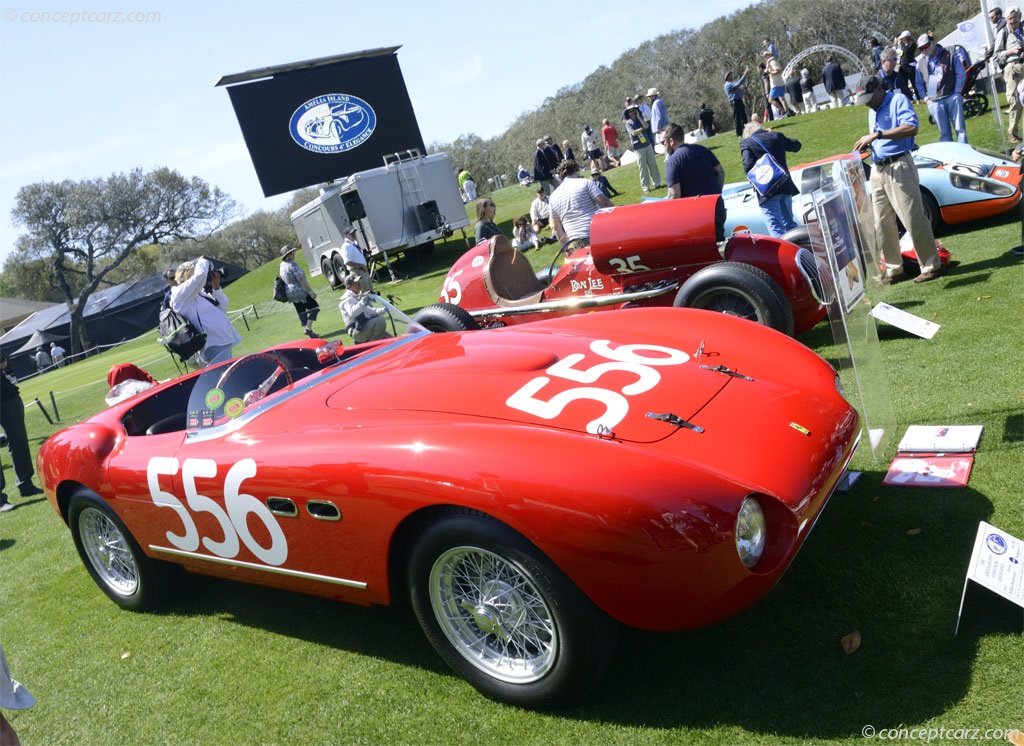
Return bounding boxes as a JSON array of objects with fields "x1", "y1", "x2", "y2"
[
  {"x1": 676, "y1": 261, "x2": 794, "y2": 335},
  {"x1": 689, "y1": 285, "x2": 763, "y2": 320},
  {"x1": 430, "y1": 546, "x2": 557, "y2": 684},
  {"x1": 78, "y1": 506, "x2": 140, "y2": 597}
]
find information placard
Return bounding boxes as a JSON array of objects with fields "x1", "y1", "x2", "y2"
[
  {"x1": 954, "y1": 522, "x2": 1024, "y2": 634},
  {"x1": 870, "y1": 302, "x2": 941, "y2": 340}
]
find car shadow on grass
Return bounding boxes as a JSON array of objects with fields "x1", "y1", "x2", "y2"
[
  {"x1": 136, "y1": 475, "x2": 1006, "y2": 736},
  {"x1": 160, "y1": 573, "x2": 444, "y2": 674},
  {"x1": 570, "y1": 478, "x2": 1004, "y2": 736}
]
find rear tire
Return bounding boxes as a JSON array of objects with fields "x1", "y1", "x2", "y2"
[
  {"x1": 69, "y1": 490, "x2": 172, "y2": 611},
  {"x1": 675, "y1": 262, "x2": 795, "y2": 336},
  {"x1": 331, "y1": 254, "x2": 347, "y2": 285},
  {"x1": 408, "y1": 511, "x2": 618, "y2": 708},
  {"x1": 412, "y1": 303, "x2": 480, "y2": 333}
]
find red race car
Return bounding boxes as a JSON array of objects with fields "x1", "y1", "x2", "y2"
[
  {"x1": 414, "y1": 195, "x2": 829, "y2": 337},
  {"x1": 39, "y1": 301, "x2": 859, "y2": 708}
]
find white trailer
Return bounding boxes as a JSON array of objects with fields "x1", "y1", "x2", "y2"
[{"x1": 291, "y1": 150, "x2": 470, "y2": 287}]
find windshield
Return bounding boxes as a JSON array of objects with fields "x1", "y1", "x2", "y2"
[{"x1": 184, "y1": 294, "x2": 428, "y2": 436}]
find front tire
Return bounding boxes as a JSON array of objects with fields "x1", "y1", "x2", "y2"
[
  {"x1": 412, "y1": 303, "x2": 480, "y2": 333},
  {"x1": 675, "y1": 261, "x2": 795, "y2": 336},
  {"x1": 69, "y1": 491, "x2": 171, "y2": 611},
  {"x1": 408, "y1": 511, "x2": 618, "y2": 708},
  {"x1": 920, "y1": 190, "x2": 942, "y2": 235},
  {"x1": 321, "y1": 255, "x2": 339, "y2": 288}
]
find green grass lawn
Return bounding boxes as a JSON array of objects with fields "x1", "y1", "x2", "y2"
[{"x1": 2, "y1": 104, "x2": 1022, "y2": 745}]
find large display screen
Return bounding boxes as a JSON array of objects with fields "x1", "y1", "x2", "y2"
[{"x1": 221, "y1": 50, "x2": 425, "y2": 197}]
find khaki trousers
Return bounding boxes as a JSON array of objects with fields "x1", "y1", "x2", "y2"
[
  {"x1": 1004, "y1": 61, "x2": 1023, "y2": 138},
  {"x1": 870, "y1": 152, "x2": 939, "y2": 275}
]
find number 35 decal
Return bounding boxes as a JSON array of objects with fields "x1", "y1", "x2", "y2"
[
  {"x1": 147, "y1": 457, "x2": 287, "y2": 566},
  {"x1": 506, "y1": 340, "x2": 689, "y2": 434}
]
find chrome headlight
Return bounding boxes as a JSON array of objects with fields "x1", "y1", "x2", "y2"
[{"x1": 736, "y1": 497, "x2": 766, "y2": 568}]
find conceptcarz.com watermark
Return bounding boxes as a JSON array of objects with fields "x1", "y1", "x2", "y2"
[
  {"x1": 861, "y1": 725, "x2": 1022, "y2": 743},
  {"x1": 3, "y1": 8, "x2": 161, "y2": 25}
]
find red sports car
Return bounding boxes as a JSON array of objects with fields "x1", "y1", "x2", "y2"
[
  {"x1": 39, "y1": 301, "x2": 859, "y2": 708},
  {"x1": 414, "y1": 195, "x2": 829, "y2": 337}
]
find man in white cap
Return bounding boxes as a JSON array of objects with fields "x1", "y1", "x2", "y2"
[
  {"x1": 994, "y1": 6, "x2": 1023, "y2": 143},
  {"x1": 340, "y1": 225, "x2": 372, "y2": 292},
  {"x1": 1, "y1": 644, "x2": 35, "y2": 746},
  {"x1": 895, "y1": 31, "x2": 919, "y2": 100},
  {"x1": 915, "y1": 33, "x2": 968, "y2": 143}
]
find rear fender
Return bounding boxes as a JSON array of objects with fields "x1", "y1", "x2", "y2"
[{"x1": 724, "y1": 234, "x2": 826, "y2": 333}]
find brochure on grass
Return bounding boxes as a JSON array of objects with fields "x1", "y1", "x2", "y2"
[
  {"x1": 897, "y1": 425, "x2": 983, "y2": 453},
  {"x1": 883, "y1": 455, "x2": 974, "y2": 488}
]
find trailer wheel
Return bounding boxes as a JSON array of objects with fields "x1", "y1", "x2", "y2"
[
  {"x1": 332, "y1": 254, "x2": 348, "y2": 284},
  {"x1": 412, "y1": 304, "x2": 480, "y2": 333},
  {"x1": 321, "y1": 255, "x2": 340, "y2": 288}
]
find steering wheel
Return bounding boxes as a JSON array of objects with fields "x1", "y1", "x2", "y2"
[
  {"x1": 214, "y1": 353, "x2": 293, "y2": 406},
  {"x1": 547, "y1": 246, "x2": 568, "y2": 285}
]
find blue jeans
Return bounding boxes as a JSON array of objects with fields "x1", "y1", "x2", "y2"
[
  {"x1": 759, "y1": 194, "x2": 798, "y2": 237},
  {"x1": 928, "y1": 94, "x2": 967, "y2": 143}
]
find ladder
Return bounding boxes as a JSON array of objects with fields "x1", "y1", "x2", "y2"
[{"x1": 397, "y1": 165, "x2": 426, "y2": 224}]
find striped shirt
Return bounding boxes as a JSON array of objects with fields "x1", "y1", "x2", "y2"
[{"x1": 549, "y1": 178, "x2": 606, "y2": 241}]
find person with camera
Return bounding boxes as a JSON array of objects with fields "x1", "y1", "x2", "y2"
[
  {"x1": 339, "y1": 274, "x2": 389, "y2": 343},
  {"x1": 170, "y1": 256, "x2": 243, "y2": 365}
]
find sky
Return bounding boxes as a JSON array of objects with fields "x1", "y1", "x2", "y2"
[{"x1": 0, "y1": 0, "x2": 758, "y2": 268}]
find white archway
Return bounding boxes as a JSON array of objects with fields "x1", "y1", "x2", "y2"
[{"x1": 782, "y1": 44, "x2": 871, "y2": 82}]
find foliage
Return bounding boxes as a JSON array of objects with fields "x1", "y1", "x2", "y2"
[
  {"x1": 434, "y1": 0, "x2": 980, "y2": 186},
  {"x1": 186, "y1": 210, "x2": 296, "y2": 270},
  {"x1": 0, "y1": 238, "x2": 68, "y2": 302},
  {"x1": 9, "y1": 167, "x2": 237, "y2": 353}
]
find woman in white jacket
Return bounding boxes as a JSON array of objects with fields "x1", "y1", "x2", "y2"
[{"x1": 170, "y1": 256, "x2": 243, "y2": 366}]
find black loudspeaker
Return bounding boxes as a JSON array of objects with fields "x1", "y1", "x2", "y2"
[
  {"x1": 342, "y1": 192, "x2": 366, "y2": 222},
  {"x1": 417, "y1": 200, "x2": 440, "y2": 229}
]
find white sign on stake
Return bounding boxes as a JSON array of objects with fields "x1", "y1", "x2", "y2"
[{"x1": 954, "y1": 521, "x2": 1024, "y2": 634}]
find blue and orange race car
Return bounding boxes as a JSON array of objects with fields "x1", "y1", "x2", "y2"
[{"x1": 724, "y1": 142, "x2": 1021, "y2": 236}]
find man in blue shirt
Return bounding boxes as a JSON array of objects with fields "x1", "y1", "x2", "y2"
[
  {"x1": 853, "y1": 76, "x2": 944, "y2": 284},
  {"x1": 724, "y1": 68, "x2": 749, "y2": 138},
  {"x1": 915, "y1": 34, "x2": 967, "y2": 143},
  {"x1": 647, "y1": 88, "x2": 669, "y2": 144}
]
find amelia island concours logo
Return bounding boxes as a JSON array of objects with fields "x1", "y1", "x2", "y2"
[{"x1": 289, "y1": 94, "x2": 376, "y2": 154}]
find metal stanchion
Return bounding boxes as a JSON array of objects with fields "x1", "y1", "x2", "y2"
[
  {"x1": 32, "y1": 397, "x2": 53, "y2": 425},
  {"x1": 48, "y1": 391, "x2": 60, "y2": 422}
]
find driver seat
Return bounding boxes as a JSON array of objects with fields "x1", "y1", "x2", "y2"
[{"x1": 482, "y1": 236, "x2": 545, "y2": 308}]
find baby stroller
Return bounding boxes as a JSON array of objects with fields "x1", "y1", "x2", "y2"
[{"x1": 961, "y1": 61, "x2": 989, "y2": 117}]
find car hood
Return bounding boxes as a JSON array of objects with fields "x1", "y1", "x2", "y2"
[{"x1": 327, "y1": 313, "x2": 733, "y2": 443}]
